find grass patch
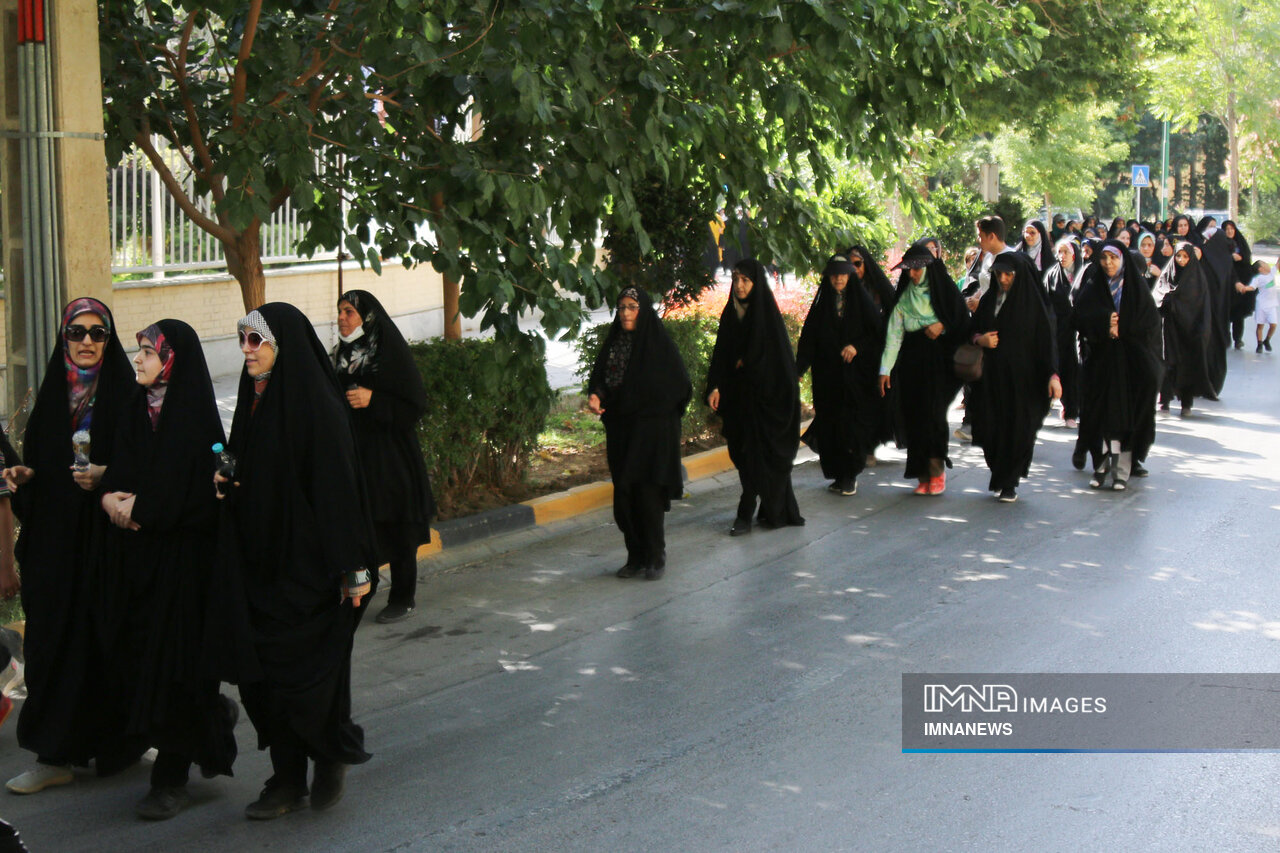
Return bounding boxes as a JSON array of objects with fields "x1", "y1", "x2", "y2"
[{"x1": 537, "y1": 395, "x2": 606, "y2": 453}]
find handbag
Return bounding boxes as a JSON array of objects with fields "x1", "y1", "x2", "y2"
[{"x1": 953, "y1": 343, "x2": 983, "y2": 383}]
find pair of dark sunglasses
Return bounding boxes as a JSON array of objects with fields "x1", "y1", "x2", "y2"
[
  {"x1": 238, "y1": 330, "x2": 269, "y2": 351},
  {"x1": 64, "y1": 325, "x2": 109, "y2": 343}
]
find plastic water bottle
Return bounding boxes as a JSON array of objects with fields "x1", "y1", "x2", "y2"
[
  {"x1": 71, "y1": 430, "x2": 91, "y2": 472},
  {"x1": 212, "y1": 442, "x2": 236, "y2": 496}
]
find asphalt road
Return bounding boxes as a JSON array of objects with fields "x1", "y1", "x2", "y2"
[{"x1": 5, "y1": 346, "x2": 1280, "y2": 852}]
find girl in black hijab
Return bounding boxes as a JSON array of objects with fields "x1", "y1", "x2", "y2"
[
  {"x1": 213, "y1": 302, "x2": 376, "y2": 819},
  {"x1": 333, "y1": 290, "x2": 436, "y2": 623},
  {"x1": 797, "y1": 254, "x2": 884, "y2": 496},
  {"x1": 1017, "y1": 220, "x2": 1055, "y2": 279},
  {"x1": 3, "y1": 297, "x2": 139, "y2": 794},
  {"x1": 1222, "y1": 221, "x2": 1254, "y2": 349},
  {"x1": 99, "y1": 320, "x2": 238, "y2": 819},
  {"x1": 968, "y1": 253, "x2": 1060, "y2": 501},
  {"x1": 877, "y1": 243, "x2": 970, "y2": 495},
  {"x1": 845, "y1": 244, "x2": 897, "y2": 319},
  {"x1": 1153, "y1": 243, "x2": 1217, "y2": 416},
  {"x1": 1107, "y1": 217, "x2": 1127, "y2": 239},
  {"x1": 1072, "y1": 242, "x2": 1162, "y2": 490},
  {"x1": 1044, "y1": 237, "x2": 1084, "y2": 428},
  {"x1": 705, "y1": 259, "x2": 804, "y2": 535},
  {"x1": 587, "y1": 287, "x2": 691, "y2": 579}
]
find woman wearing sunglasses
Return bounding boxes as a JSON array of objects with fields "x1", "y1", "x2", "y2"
[
  {"x1": 2, "y1": 298, "x2": 139, "y2": 794},
  {"x1": 211, "y1": 303, "x2": 376, "y2": 820}
]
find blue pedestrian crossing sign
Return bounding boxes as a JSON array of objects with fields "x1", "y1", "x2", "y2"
[{"x1": 1131, "y1": 165, "x2": 1150, "y2": 187}]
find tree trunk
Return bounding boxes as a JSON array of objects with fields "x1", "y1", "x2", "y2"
[
  {"x1": 1225, "y1": 89, "x2": 1240, "y2": 222},
  {"x1": 431, "y1": 192, "x2": 462, "y2": 339},
  {"x1": 225, "y1": 225, "x2": 266, "y2": 311}
]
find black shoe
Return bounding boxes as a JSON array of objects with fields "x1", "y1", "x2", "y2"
[
  {"x1": 245, "y1": 783, "x2": 308, "y2": 820},
  {"x1": 643, "y1": 563, "x2": 665, "y2": 581},
  {"x1": 1180, "y1": 405, "x2": 1191, "y2": 418},
  {"x1": 827, "y1": 481, "x2": 842, "y2": 493},
  {"x1": 615, "y1": 563, "x2": 642, "y2": 579},
  {"x1": 839, "y1": 478, "x2": 857, "y2": 496},
  {"x1": 1089, "y1": 454, "x2": 1114, "y2": 489},
  {"x1": 310, "y1": 761, "x2": 347, "y2": 811},
  {"x1": 729, "y1": 517, "x2": 752, "y2": 536},
  {"x1": 1112, "y1": 477, "x2": 1128, "y2": 491},
  {"x1": 1258, "y1": 342, "x2": 1265, "y2": 353},
  {"x1": 1159, "y1": 401, "x2": 1170, "y2": 413},
  {"x1": 1266, "y1": 340, "x2": 1273, "y2": 352},
  {"x1": 136, "y1": 786, "x2": 192, "y2": 821},
  {"x1": 1235, "y1": 340, "x2": 1244, "y2": 349},
  {"x1": 997, "y1": 488, "x2": 1018, "y2": 503},
  {"x1": 375, "y1": 603, "x2": 415, "y2": 624},
  {"x1": 1071, "y1": 447, "x2": 1087, "y2": 471},
  {"x1": 1132, "y1": 460, "x2": 1148, "y2": 478}
]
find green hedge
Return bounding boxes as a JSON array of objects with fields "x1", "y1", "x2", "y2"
[
  {"x1": 411, "y1": 336, "x2": 554, "y2": 500},
  {"x1": 574, "y1": 313, "x2": 720, "y2": 438}
]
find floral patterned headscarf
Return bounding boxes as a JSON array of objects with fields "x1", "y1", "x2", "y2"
[
  {"x1": 137, "y1": 323, "x2": 176, "y2": 429},
  {"x1": 62, "y1": 297, "x2": 112, "y2": 431}
]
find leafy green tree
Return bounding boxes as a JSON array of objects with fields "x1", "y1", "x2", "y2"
[
  {"x1": 101, "y1": 0, "x2": 1047, "y2": 336},
  {"x1": 1146, "y1": 0, "x2": 1280, "y2": 220},
  {"x1": 992, "y1": 101, "x2": 1130, "y2": 217}
]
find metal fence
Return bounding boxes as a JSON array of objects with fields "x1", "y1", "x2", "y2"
[{"x1": 108, "y1": 140, "x2": 336, "y2": 279}]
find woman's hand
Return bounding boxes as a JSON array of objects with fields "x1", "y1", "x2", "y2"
[
  {"x1": 924, "y1": 322, "x2": 944, "y2": 340},
  {"x1": 213, "y1": 471, "x2": 237, "y2": 500},
  {"x1": 345, "y1": 386, "x2": 373, "y2": 409},
  {"x1": 707, "y1": 388, "x2": 721, "y2": 411},
  {"x1": 1109, "y1": 312, "x2": 1120, "y2": 339},
  {"x1": 977, "y1": 331, "x2": 999, "y2": 350},
  {"x1": 1148, "y1": 263, "x2": 1161, "y2": 278},
  {"x1": 2, "y1": 466, "x2": 33, "y2": 492},
  {"x1": 965, "y1": 295, "x2": 981, "y2": 312},
  {"x1": 71, "y1": 463, "x2": 106, "y2": 492},
  {"x1": 878, "y1": 375, "x2": 891, "y2": 397},
  {"x1": 1048, "y1": 375, "x2": 1063, "y2": 400},
  {"x1": 587, "y1": 393, "x2": 605, "y2": 415},
  {"x1": 101, "y1": 491, "x2": 140, "y2": 531},
  {"x1": 841, "y1": 345, "x2": 857, "y2": 363}
]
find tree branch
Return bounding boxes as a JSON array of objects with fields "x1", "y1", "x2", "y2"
[
  {"x1": 230, "y1": 0, "x2": 265, "y2": 132},
  {"x1": 135, "y1": 124, "x2": 235, "y2": 244}
]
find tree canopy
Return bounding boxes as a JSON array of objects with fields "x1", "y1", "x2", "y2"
[{"x1": 101, "y1": 0, "x2": 1048, "y2": 335}]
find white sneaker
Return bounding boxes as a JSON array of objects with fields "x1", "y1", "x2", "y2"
[{"x1": 7, "y1": 765, "x2": 73, "y2": 794}]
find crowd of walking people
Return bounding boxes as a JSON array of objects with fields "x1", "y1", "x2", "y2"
[{"x1": 0, "y1": 209, "x2": 1272, "y2": 831}]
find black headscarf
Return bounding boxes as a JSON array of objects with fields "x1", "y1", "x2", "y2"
[
  {"x1": 1017, "y1": 219, "x2": 1055, "y2": 275},
  {"x1": 588, "y1": 287, "x2": 691, "y2": 498},
  {"x1": 1153, "y1": 242, "x2": 1218, "y2": 401},
  {"x1": 214, "y1": 302, "x2": 375, "y2": 765},
  {"x1": 845, "y1": 245, "x2": 896, "y2": 316},
  {"x1": 333, "y1": 290, "x2": 428, "y2": 412}
]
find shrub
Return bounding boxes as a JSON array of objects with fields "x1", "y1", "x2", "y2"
[
  {"x1": 411, "y1": 336, "x2": 554, "y2": 504},
  {"x1": 1243, "y1": 193, "x2": 1280, "y2": 245}
]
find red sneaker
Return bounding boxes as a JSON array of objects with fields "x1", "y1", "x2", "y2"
[
  {"x1": 0, "y1": 694, "x2": 12, "y2": 729},
  {"x1": 928, "y1": 474, "x2": 947, "y2": 495},
  {"x1": 913, "y1": 481, "x2": 930, "y2": 495}
]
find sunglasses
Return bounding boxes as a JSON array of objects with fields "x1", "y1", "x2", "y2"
[
  {"x1": 64, "y1": 325, "x2": 109, "y2": 343},
  {"x1": 851, "y1": 260, "x2": 864, "y2": 267},
  {"x1": 238, "y1": 330, "x2": 270, "y2": 351}
]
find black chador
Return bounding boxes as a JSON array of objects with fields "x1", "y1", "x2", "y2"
[
  {"x1": 588, "y1": 287, "x2": 691, "y2": 579},
  {"x1": 332, "y1": 290, "x2": 436, "y2": 622},
  {"x1": 1043, "y1": 238, "x2": 1083, "y2": 422},
  {"x1": 882, "y1": 245, "x2": 971, "y2": 489},
  {"x1": 796, "y1": 254, "x2": 884, "y2": 493},
  {"x1": 1197, "y1": 222, "x2": 1235, "y2": 394},
  {"x1": 100, "y1": 320, "x2": 238, "y2": 807},
  {"x1": 1223, "y1": 221, "x2": 1254, "y2": 345},
  {"x1": 1072, "y1": 242, "x2": 1163, "y2": 489},
  {"x1": 1153, "y1": 242, "x2": 1217, "y2": 412},
  {"x1": 211, "y1": 302, "x2": 377, "y2": 814},
  {"x1": 968, "y1": 254, "x2": 1057, "y2": 497},
  {"x1": 846, "y1": 244, "x2": 897, "y2": 319},
  {"x1": 9, "y1": 298, "x2": 139, "y2": 781},
  {"x1": 1016, "y1": 219, "x2": 1055, "y2": 280},
  {"x1": 705, "y1": 259, "x2": 804, "y2": 533}
]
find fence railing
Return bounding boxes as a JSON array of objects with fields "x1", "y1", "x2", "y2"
[{"x1": 108, "y1": 139, "x2": 338, "y2": 279}]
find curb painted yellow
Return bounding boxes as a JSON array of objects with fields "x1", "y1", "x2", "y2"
[
  {"x1": 414, "y1": 529, "x2": 443, "y2": 560},
  {"x1": 681, "y1": 445, "x2": 734, "y2": 482},
  {"x1": 523, "y1": 481, "x2": 615, "y2": 525}
]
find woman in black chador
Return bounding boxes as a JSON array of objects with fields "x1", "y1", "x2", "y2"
[
  {"x1": 1153, "y1": 242, "x2": 1217, "y2": 416},
  {"x1": 796, "y1": 253, "x2": 884, "y2": 496},
  {"x1": 2, "y1": 297, "x2": 138, "y2": 794},
  {"x1": 213, "y1": 303, "x2": 376, "y2": 819},
  {"x1": 705, "y1": 259, "x2": 804, "y2": 535},
  {"x1": 877, "y1": 243, "x2": 970, "y2": 496},
  {"x1": 333, "y1": 290, "x2": 436, "y2": 624},
  {"x1": 968, "y1": 254, "x2": 1061, "y2": 502},
  {"x1": 587, "y1": 287, "x2": 691, "y2": 579},
  {"x1": 1223, "y1": 220, "x2": 1254, "y2": 349},
  {"x1": 99, "y1": 320, "x2": 238, "y2": 820},
  {"x1": 845, "y1": 245, "x2": 897, "y2": 319},
  {"x1": 1045, "y1": 237, "x2": 1084, "y2": 428},
  {"x1": 1072, "y1": 242, "x2": 1162, "y2": 491}
]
